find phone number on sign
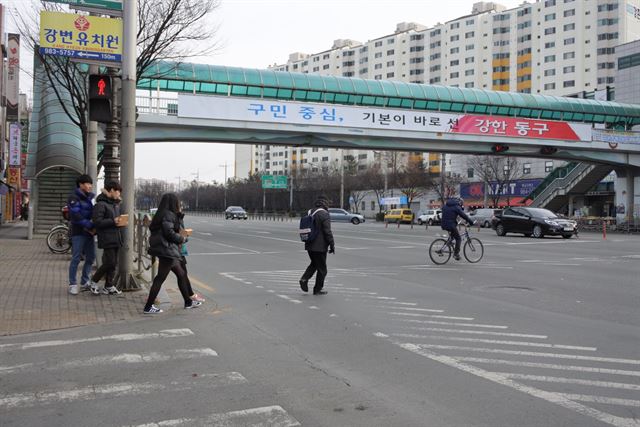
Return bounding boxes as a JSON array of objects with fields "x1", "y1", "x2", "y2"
[{"x1": 41, "y1": 48, "x2": 76, "y2": 57}]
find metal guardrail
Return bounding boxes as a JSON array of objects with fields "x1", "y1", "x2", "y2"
[
  {"x1": 132, "y1": 212, "x2": 157, "y2": 283},
  {"x1": 136, "y1": 96, "x2": 177, "y2": 116},
  {"x1": 187, "y1": 211, "x2": 296, "y2": 222},
  {"x1": 530, "y1": 163, "x2": 592, "y2": 208}
]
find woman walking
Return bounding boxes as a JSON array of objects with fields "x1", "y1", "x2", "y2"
[
  {"x1": 144, "y1": 193, "x2": 203, "y2": 314},
  {"x1": 177, "y1": 210, "x2": 205, "y2": 303}
]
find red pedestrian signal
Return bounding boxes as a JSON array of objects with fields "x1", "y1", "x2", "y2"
[
  {"x1": 88, "y1": 74, "x2": 112, "y2": 122},
  {"x1": 540, "y1": 146, "x2": 558, "y2": 155},
  {"x1": 491, "y1": 144, "x2": 509, "y2": 153}
]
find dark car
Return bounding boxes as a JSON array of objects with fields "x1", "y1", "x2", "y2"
[
  {"x1": 225, "y1": 206, "x2": 248, "y2": 220},
  {"x1": 492, "y1": 207, "x2": 577, "y2": 238},
  {"x1": 328, "y1": 208, "x2": 365, "y2": 225}
]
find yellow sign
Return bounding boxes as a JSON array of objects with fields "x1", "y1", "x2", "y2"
[{"x1": 39, "y1": 11, "x2": 122, "y2": 63}]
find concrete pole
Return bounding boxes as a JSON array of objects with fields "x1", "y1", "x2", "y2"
[
  {"x1": 340, "y1": 149, "x2": 344, "y2": 209},
  {"x1": 289, "y1": 173, "x2": 293, "y2": 211},
  {"x1": 440, "y1": 153, "x2": 446, "y2": 205},
  {"x1": 118, "y1": 0, "x2": 138, "y2": 290},
  {"x1": 626, "y1": 167, "x2": 635, "y2": 231}
]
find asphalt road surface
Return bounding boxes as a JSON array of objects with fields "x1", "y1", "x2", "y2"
[{"x1": 1, "y1": 216, "x2": 638, "y2": 427}]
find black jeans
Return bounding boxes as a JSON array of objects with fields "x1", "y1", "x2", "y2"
[
  {"x1": 92, "y1": 248, "x2": 119, "y2": 287},
  {"x1": 144, "y1": 257, "x2": 192, "y2": 310},
  {"x1": 301, "y1": 251, "x2": 328, "y2": 293},
  {"x1": 180, "y1": 256, "x2": 195, "y2": 297},
  {"x1": 447, "y1": 228, "x2": 462, "y2": 255}
]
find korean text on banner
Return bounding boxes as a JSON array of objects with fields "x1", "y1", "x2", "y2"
[
  {"x1": 9, "y1": 123, "x2": 21, "y2": 167},
  {"x1": 6, "y1": 34, "x2": 20, "y2": 121},
  {"x1": 39, "y1": 11, "x2": 122, "y2": 63}
]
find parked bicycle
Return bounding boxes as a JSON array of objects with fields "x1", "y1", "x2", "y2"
[
  {"x1": 46, "y1": 206, "x2": 72, "y2": 254},
  {"x1": 428, "y1": 223, "x2": 484, "y2": 265}
]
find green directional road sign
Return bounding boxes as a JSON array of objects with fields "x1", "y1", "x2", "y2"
[
  {"x1": 261, "y1": 175, "x2": 288, "y2": 189},
  {"x1": 46, "y1": 0, "x2": 123, "y2": 11}
]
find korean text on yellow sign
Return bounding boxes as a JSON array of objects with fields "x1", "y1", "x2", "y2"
[{"x1": 39, "y1": 11, "x2": 122, "y2": 63}]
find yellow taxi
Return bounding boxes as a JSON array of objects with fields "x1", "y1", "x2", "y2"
[{"x1": 384, "y1": 209, "x2": 414, "y2": 224}]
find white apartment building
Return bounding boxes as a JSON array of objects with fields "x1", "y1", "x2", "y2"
[{"x1": 235, "y1": 0, "x2": 640, "y2": 179}]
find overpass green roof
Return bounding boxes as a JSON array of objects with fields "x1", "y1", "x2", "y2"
[{"x1": 138, "y1": 61, "x2": 640, "y2": 127}]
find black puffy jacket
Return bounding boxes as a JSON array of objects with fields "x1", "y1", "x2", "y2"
[
  {"x1": 148, "y1": 210, "x2": 185, "y2": 259},
  {"x1": 92, "y1": 192, "x2": 123, "y2": 249},
  {"x1": 304, "y1": 207, "x2": 334, "y2": 253},
  {"x1": 441, "y1": 198, "x2": 473, "y2": 231}
]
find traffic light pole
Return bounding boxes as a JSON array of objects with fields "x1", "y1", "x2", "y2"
[{"x1": 118, "y1": 0, "x2": 139, "y2": 291}]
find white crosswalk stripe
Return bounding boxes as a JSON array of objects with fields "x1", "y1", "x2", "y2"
[{"x1": 130, "y1": 405, "x2": 301, "y2": 427}]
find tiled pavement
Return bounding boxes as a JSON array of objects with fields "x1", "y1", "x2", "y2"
[{"x1": 0, "y1": 222, "x2": 149, "y2": 336}]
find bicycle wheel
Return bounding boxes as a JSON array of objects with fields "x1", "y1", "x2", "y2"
[
  {"x1": 429, "y1": 238, "x2": 452, "y2": 265},
  {"x1": 47, "y1": 226, "x2": 71, "y2": 254},
  {"x1": 463, "y1": 237, "x2": 484, "y2": 263}
]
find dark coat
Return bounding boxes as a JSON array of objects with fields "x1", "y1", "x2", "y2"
[
  {"x1": 67, "y1": 188, "x2": 95, "y2": 237},
  {"x1": 441, "y1": 198, "x2": 473, "y2": 231},
  {"x1": 148, "y1": 210, "x2": 185, "y2": 259},
  {"x1": 92, "y1": 192, "x2": 123, "y2": 249},
  {"x1": 305, "y1": 207, "x2": 334, "y2": 253}
]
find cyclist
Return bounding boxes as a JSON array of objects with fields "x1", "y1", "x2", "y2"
[{"x1": 441, "y1": 197, "x2": 474, "y2": 260}]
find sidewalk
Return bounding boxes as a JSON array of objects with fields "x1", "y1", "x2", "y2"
[{"x1": 0, "y1": 222, "x2": 150, "y2": 336}]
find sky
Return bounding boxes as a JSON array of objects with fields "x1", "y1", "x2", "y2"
[{"x1": 5, "y1": 0, "x2": 524, "y2": 186}]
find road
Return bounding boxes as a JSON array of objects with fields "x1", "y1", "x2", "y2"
[{"x1": 1, "y1": 216, "x2": 638, "y2": 427}]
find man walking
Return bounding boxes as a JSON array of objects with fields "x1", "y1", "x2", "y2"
[
  {"x1": 299, "y1": 195, "x2": 335, "y2": 295},
  {"x1": 67, "y1": 174, "x2": 96, "y2": 295},
  {"x1": 89, "y1": 181, "x2": 124, "y2": 295}
]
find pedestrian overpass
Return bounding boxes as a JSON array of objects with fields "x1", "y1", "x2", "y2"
[{"x1": 134, "y1": 61, "x2": 640, "y2": 169}]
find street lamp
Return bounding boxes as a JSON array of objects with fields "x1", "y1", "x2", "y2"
[
  {"x1": 191, "y1": 170, "x2": 200, "y2": 211},
  {"x1": 219, "y1": 162, "x2": 228, "y2": 208}
]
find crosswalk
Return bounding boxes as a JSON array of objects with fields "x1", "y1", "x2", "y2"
[
  {"x1": 221, "y1": 268, "x2": 640, "y2": 427},
  {"x1": 0, "y1": 327, "x2": 300, "y2": 427},
  {"x1": 375, "y1": 307, "x2": 640, "y2": 427}
]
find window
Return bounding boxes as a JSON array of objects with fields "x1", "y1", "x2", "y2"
[
  {"x1": 597, "y1": 47, "x2": 615, "y2": 55},
  {"x1": 544, "y1": 42, "x2": 555, "y2": 48},
  {"x1": 523, "y1": 163, "x2": 531, "y2": 174},
  {"x1": 410, "y1": 57, "x2": 424, "y2": 64},
  {"x1": 544, "y1": 0, "x2": 556, "y2": 6},
  {"x1": 597, "y1": 62, "x2": 615, "y2": 69},
  {"x1": 358, "y1": 154, "x2": 367, "y2": 160},
  {"x1": 386, "y1": 49, "x2": 395, "y2": 56},
  {"x1": 374, "y1": 63, "x2": 382, "y2": 70},
  {"x1": 450, "y1": 59, "x2": 460, "y2": 66},
  {"x1": 410, "y1": 34, "x2": 424, "y2": 41},
  {"x1": 544, "y1": 69, "x2": 556, "y2": 76},
  {"x1": 598, "y1": 18, "x2": 618, "y2": 26},
  {"x1": 493, "y1": 14, "x2": 510, "y2": 21},
  {"x1": 387, "y1": 60, "x2": 395, "y2": 67},
  {"x1": 618, "y1": 52, "x2": 640, "y2": 70},
  {"x1": 430, "y1": 41, "x2": 441, "y2": 49},
  {"x1": 343, "y1": 50, "x2": 354, "y2": 57},
  {"x1": 465, "y1": 57, "x2": 474, "y2": 64},
  {"x1": 450, "y1": 35, "x2": 460, "y2": 42},
  {"x1": 564, "y1": 37, "x2": 575, "y2": 45},
  {"x1": 544, "y1": 27, "x2": 556, "y2": 35},
  {"x1": 409, "y1": 69, "x2": 424, "y2": 75},
  {"x1": 493, "y1": 27, "x2": 510, "y2": 34},
  {"x1": 323, "y1": 54, "x2": 330, "y2": 59},
  {"x1": 517, "y1": 34, "x2": 532, "y2": 43},
  {"x1": 430, "y1": 65, "x2": 441, "y2": 72},
  {"x1": 503, "y1": 165, "x2": 511, "y2": 177},
  {"x1": 563, "y1": 80, "x2": 575, "y2": 88},
  {"x1": 375, "y1": 52, "x2": 382, "y2": 58},
  {"x1": 322, "y1": 64, "x2": 330, "y2": 70},
  {"x1": 545, "y1": 161, "x2": 553, "y2": 173},
  {"x1": 371, "y1": 201, "x2": 376, "y2": 211},
  {"x1": 466, "y1": 19, "x2": 474, "y2": 25},
  {"x1": 493, "y1": 52, "x2": 510, "y2": 59},
  {"x1": 342, "y1": 61, "x2": 355, "y2": 67},
  {"x1": 563, "y1": 9, "x2": 575, "y2": 17},
  {"x1": 450, "y1": 47, "x2": 460, "y2": 54},
  {"x1": 598, "y1": 33, "x2": 619, "y2": 41},
  {"x1": 564, "y1": 23, "x2": 575, "y2": 31},
  {"x1": 465, "y1": 82, "x2": 474, "y2": 88},
  {"x1": 465, "y1": 69, "x2": 474, "y2": 76},
  {"x1": 467, "y1": 168, "x2": 474, "y2": 178},
  {"x1": 410, "y1": 46, "x2": 425, "y2": 52},
  {"x1": 450, "y1": 72, "x2": 459, "y2": 78},
  {"x1": 374, "y1": 41, "x2": 383, "y2": 47},
  {"x1": 430, "y1": 28, "x2": 441, "y2": 37},
  {"x1": 386, "y1": 72, "x2": 395, "y2": 78},
  {"x1": 544, "y1": 13, "x2": 556, "y2": 21},
  {"x1": 465, "y1": 31, "x2": 475, "y2": 38},
  {"x1": 544, "y1": 82, "x2": 556, "y2": 90},
  {"x1": 430, "y1": 53, "x2": 441, "y2": 60},
  {"x1": 466, "y1": 44, "x2": 474, "y2": 51},
  {"x1": 544, "y1": 55, "x2": 556, "y2": 63},
  {"x1": 563, "y1": 52, "x2": 575, "y2": 60},
  {"x1": 517, "y1": 21, "x2": 531, "y2": 30},
  {"x1": 430, "y1": 77, "x2": 441, "y2": 83},
  {"x1": 359, "y1": 68, "x2": 368, "y2": 74},
  {"x1": 387, "y1": 38, "x2": 395, "y2": 44},
  {"x1": 312, "y1": 66, "x2": 319, "y2": 72},
  {"x1": 598, "y1": 3, "x2": 618, "y2": 11},
  {"x1": 322, "y1": 157, "x2": 329, "y2": 162},
  {"x1": 450, "y1": 22, "x2": 460, "y2": 29},
  {"x1": 563, "y1": 66, "x2": 575, "y2": 73}
]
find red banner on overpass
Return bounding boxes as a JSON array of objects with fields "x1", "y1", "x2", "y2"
[{"x1": 452, "y1": 115, "x2": 589, "y2": 141}]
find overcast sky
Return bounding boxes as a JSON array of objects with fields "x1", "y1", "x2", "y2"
[{"x1": 6, "y1": 0, "x2": 523, "y2": 185}]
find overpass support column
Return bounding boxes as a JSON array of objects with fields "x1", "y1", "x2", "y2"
[
  {"x1": 568, "y1": 195, "x2": 575, "y2": 217},
  {"x1": 626, "y1": 167, "x2": 636, "y2": 229}
]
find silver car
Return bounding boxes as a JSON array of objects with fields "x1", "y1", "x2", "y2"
[
  {"x1": 469, "y1": 208, "x2": 502, "y2": 228},
  {"x1": 328, "y1": 208, "x2": 365, "y2": 224}
]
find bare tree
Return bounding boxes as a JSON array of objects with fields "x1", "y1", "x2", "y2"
[
  {"x1": 467, "y1": 156, "x2": 523, "y2": 207},
  {"x1": 398, "y1": 160, "x2": 430, "y2": 209},
  {"x1": 15, "y1": 0, "x2": 220, "y2": 169},
  {"x1": 362, "y1": 165, "x2": 387, "y2": 213},
  {"x1": 429, "y1": 173, "x2": 463, "y2": 205}
]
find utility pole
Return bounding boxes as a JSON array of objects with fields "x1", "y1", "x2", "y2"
[
  {"x1": 219, "y1": 162, "x2": 228, "y2": 208},
  {"x1": 440, "y1": 153, "x2": 446, "y2": 205},
  {"x1": 117, "y1": 0, "x2": 138, "y2": 290},
  {"x1": 192, "y1": 170, "x2": 200, "y2": 210},
  {"x1": 340, "y1": 149, "x2": 345, "y2": 209},
  {"x1": 175, "y1": 176, "x2": 181, "y2": 192}
]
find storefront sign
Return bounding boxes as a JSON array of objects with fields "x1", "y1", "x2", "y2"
[
  {"x1": 460, "y1": 179, "x2": 543, "y2": 199},
  {"x1": 7, "y1": 167, "x2": 21, "y2": 187},
  {"x1": 39, "y1": 11, "x2": 122, "y2": 63},
  {"x1": 178, "y1": 95, "x2": 593, "y2": 142},
  {"x1": 9, "y1": 124, "x2": 21, "y2": 166},
  {"x1": 6, "y1": 34, "x2": 20, "y2": 121}
]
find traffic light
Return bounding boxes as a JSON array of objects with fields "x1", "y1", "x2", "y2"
[
  {"x1": 540, "y1": 146, "x2": 558, "y2": 155},
  {"x1": 88, "y1": 74, "x2": 113, "y2": 123},
  {"x1": 491, "y1": 144, "x2": 510, "y2": 153}
]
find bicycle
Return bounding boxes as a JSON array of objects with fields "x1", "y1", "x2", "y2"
[
  {"x1": 428, "y1": 223, "x2": 484, "y2": 265},
  {"x1": 46, "y1": 207, "x2": 72, "y2": 254}
]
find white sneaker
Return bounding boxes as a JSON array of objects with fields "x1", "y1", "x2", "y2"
[
  {"x1": 68, "y1": 284, "x2": 79, "y2": 295},
  {"x1": 80, "y1": 283, "x2": 91, "y2": 292},
  {"x1": 102, "y1": 286, "x2": 122, "y2": 295},
  {"x1": 90, "y1": 282, "x2": 101, "y2": 295}
]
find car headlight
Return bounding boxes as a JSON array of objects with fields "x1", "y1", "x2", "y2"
[{"x1": 544, "y1": 220, "x2": 559, "y2": 226}]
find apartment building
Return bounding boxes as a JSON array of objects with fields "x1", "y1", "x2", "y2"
[{"x1": 235, "y1": 0, "x2": 640, "y2": 180}]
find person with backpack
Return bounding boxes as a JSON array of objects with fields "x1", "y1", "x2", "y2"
[
  {"x1": 143, "y1": 193, "x2": 202, "y2": 314},
  {"x1": 67, "y1": 174, "x2": 96, "y2": 295},
  {"x1": 88, "y1": 181, "x2": 125, "y2": 295},
  {"x1": 177, "y1": 210, "x2": 205, "y2": 303},
  {"x1": 299, "y1": 195, "x2": 335, "y2": 295}
]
